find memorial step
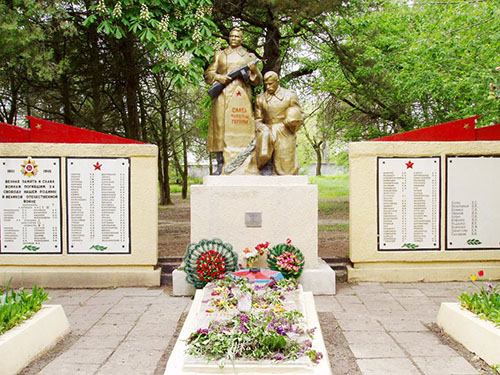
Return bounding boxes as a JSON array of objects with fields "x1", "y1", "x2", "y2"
[{"x1": 158, "y1": 256, "x2": 350, "y2": 285}]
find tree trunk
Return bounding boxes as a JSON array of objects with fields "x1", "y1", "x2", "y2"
[
  {"x1": 314, "y1": 145, "x2": 322, "y2": 176},
  {"x1": 121, "y1": 34, "x2": 141, "y2": 140},
  {"x1": 181, "y1": 135, "x2": 188, "y2": 199},
  {"x1": 262, "y1": 20, "x2": 282, "y2": 75},
  {"x1": 88, "y1": 21, "x2": 103, "y2": 132}
]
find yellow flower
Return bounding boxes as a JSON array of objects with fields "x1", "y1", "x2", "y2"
[{"x1": 470, "y1": 275, "x2": 477, "y2": 282}]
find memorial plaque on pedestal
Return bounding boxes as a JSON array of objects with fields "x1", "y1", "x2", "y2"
[
  {"x1": 223, "y1": 85, "x2": 254, "y2": 166},
  {"x1": 0, "y1": 157, "x2": 62, "y2": 254},
  {"x1": 447, "y1": 156, "x2": 500, "y2": 250},
  {"x1": 67, "y1": 158, "x2": 130, "y2": 254},
  {"x1": 378, "y1": 157, "x2": 440, "y2": 251}
]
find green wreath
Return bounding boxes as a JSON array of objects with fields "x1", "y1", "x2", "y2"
[
  {"x1": 183, "y1": 238, "x2": 238, "y2": 289},
  {"x1": 267, "y1": 242, "x2": 305, "y2": 279}
]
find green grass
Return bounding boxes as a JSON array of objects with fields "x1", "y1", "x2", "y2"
[
  {"x1": 0, "y1": 280, "x2": 49, "y2": 335},
  {"x1": 318, "y1": 200, "x2": 349, "y2": 215},
  {"x1": 309, "y1": 174, "x2": 349, "y2": 199},
  {"x1": 318, "y1": 223, "x2": 349, "y2": 232}
]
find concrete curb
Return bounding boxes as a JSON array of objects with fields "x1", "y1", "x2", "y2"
[
  {"x1": 437, "y1": 302, "x2": 500, "y2": 367},
  {"x1": 0, "y1": 305, "x2": 70, "y2": 375}
]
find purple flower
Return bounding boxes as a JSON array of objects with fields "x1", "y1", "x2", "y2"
[
  {"x1": 196, "y1": 328, "x2": 209, "y2": 334},
  {"x1": 240, "y1": 324, "x2": 249, "y2": 333},
  {"x1": 270, "y1": 353, "x2": 286, "y2": 360},
  {"x1": 275, "y1": 326, "x2": 286, "y2": 336},
  {"x1": 486, "y1": 282, "x2": 494, "y2": 293}
]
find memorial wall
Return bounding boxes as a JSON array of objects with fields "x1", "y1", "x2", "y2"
[
  {"x1": 349, "y1": 141, "x2": 500, "y2": 282},
  {"x1": 0, "y1": 143, "x2": 160, "y2": 287}
]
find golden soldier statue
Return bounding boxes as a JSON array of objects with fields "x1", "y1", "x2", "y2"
[
  {"x1": 254, "y1": 71, "x2": 304, "y2": 175},
  {"x1": 204, "y1": 28, "x2": 262, "y2": 175}
]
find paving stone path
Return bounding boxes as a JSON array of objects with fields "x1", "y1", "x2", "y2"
[{"x1": 21, "y1": 281, "x2": 494, "y2": 375}]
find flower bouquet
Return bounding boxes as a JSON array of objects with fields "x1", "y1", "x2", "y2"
[
  {"x1": 267, "y1": 238, "x2": 305, "y2": 279},
  {"x1": 242, "y1": 241, "x2": 269, "y2": 268}
]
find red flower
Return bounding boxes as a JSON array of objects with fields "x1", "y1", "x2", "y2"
[{"x1": 478, "y1": 270, "x2": 484, "y2": 277}]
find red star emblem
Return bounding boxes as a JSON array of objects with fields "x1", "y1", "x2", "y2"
[
  {"x1": 405, "y1": 161, "x2": 414, "y2": 169},
  {"x1": 236, "y1": 90, "x2": 241, "y2": 96},
  {"x1": 93, "y1": 162, "x2": 102, "y2": 170}
]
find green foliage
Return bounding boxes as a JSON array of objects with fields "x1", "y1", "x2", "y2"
[
  {"x1": 85, "y1": 0, "x2": 217, "y2": 86},
  {"x1": 459, "y1": 275, "x2": 500, "y2": 327},
  {"x1": 309, "y1": 174, "x2": 349, "y2": 199},
  {"x1": 0, "y1": 280, "x2": 49, "y2": 335},
  {"x1": 310, "y1": 0, "x2": 500, "y2": 140}
]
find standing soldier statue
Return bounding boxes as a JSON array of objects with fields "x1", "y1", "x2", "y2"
[{"x1": 204, "y1": 28, "x2": 262, "y2": 175}]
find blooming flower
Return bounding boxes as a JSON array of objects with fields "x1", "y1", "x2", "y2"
[
  {"x1": 159, "y1": 14, "x2": 170, "y2": 32},
  {"x1": 96, "y1": 0, "x2": 107, "y2": 14},
  {"x1": 470, "y1": 275, "x2": 477, "y2": 282},
  {"x1": 478, "y1": 270, "x2": 484, "y2": 277},
  {"x1": 112, "y1": 2, "x2": 122, "y2": 18},
  {"x1": 139, "y1": 3, "x2": 150, "y2": 20}
]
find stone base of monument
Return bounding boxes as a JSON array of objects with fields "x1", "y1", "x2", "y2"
[
  {"x1": 174, "y1": 175, "x2": 335, "y2": 295},
  {"x1": 164, "y1": 289, "x2": 332, "y2": 375},
  {"x1": 347, "y1": 263, "x2": 500, "y2": 282},
  {"x1": 2, "y1": 266, "x2": 160, "y2": 288},
  {"x1": 172, "y1": 259, "x2": 335, "y2": 296}
]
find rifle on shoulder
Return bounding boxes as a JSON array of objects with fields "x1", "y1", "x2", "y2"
[{"x1": 207, "y1": 59, "x2": 260, "y2": 100}]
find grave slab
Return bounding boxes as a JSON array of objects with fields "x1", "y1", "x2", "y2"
[{"x1": 164, "y1": 288, "x2": 332, "y2": 375}]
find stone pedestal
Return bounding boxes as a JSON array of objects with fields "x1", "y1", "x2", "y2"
[
  {"x1": 173, "y1": 175, "x2": 336, "y2": 295},
  {"x1": 191, "y1": 175, "x2": 317, "y2": 267}
]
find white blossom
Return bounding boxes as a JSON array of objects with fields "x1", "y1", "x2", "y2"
[
  {"x1": 139, "y1": 3, "x2": 150, "y2": 20},
  {"x1": 112, "y1": 2, "x2": 122, "y2": 18},
  {"x1": 96, "y1": 0, "x2": 107, "y2": 14},
  {"x1": 195, "y1": 7, "x2": 205, "y2": 20},
  {"x1": 175, "y1": 52, "x2": 191, "y2": 70},
  {"x1": 159, "y1": 14, "x2": 169, "y2": 32},
  {"x1": 192, "y1": 28, "x2": 202, "y2": 43}
]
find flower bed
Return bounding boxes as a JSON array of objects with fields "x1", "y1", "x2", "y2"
[
  {"x1": 437, "y1": 302, "x2": 500, "y2": 367},
  {"x1": 0, "y1": 305, "x2": 70, "y2": 375},
  {"x1": 1, "y1": 282, "x2": 49, "y2": 335},
  {"x1": 437, "y1": 270, "x2": 500, "y2": 368},
  {"x1": 184, "y1": 277, "x2": 324, "y2": 372}
]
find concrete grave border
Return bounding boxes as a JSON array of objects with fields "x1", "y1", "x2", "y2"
[
  {"x1": 0, "y1": 305, "x2": 70, "y2": 375},
  {"x1": 437, "y1": 302, "x2": 500, "y2": 367}
]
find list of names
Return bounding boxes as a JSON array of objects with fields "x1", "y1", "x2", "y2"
[
  {"x1": 378, "y1": 157, "x2": 440, "y2": 250},
  {"x1": 0, "y1": 157, "x2": 61, "y2": 253},
  {"x1": 447, "y1": 157, "x2": 500, "y2": 249},
  {"x1": 67, "y1": 158, "x2": 130, "y2": 253}
]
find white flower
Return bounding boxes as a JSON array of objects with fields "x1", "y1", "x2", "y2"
[
  {"x1": 139, "y1": 3, "x2": 150, "y2": 20},
  {"x1": 159, "y1": 14, "x2": 169, "y2": 32},
  {"x1": 195, "y1": 7, "x2": 205, "y2": 20},
  {"x1": 175, "y1": 52, "x2": 191, "y2": 70},
  {"x1": 192, "y1": 27, "x2": 202, "y2": 43},
  {"x1": 242, "y1": 248, "x2": 259, "y2": 259},
  {"x1": 96, "y1": 0, "x2": 107, "y2": 14},
  {"x1": 112, "y1": 2, "x2": 122, "y2": 18}
]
